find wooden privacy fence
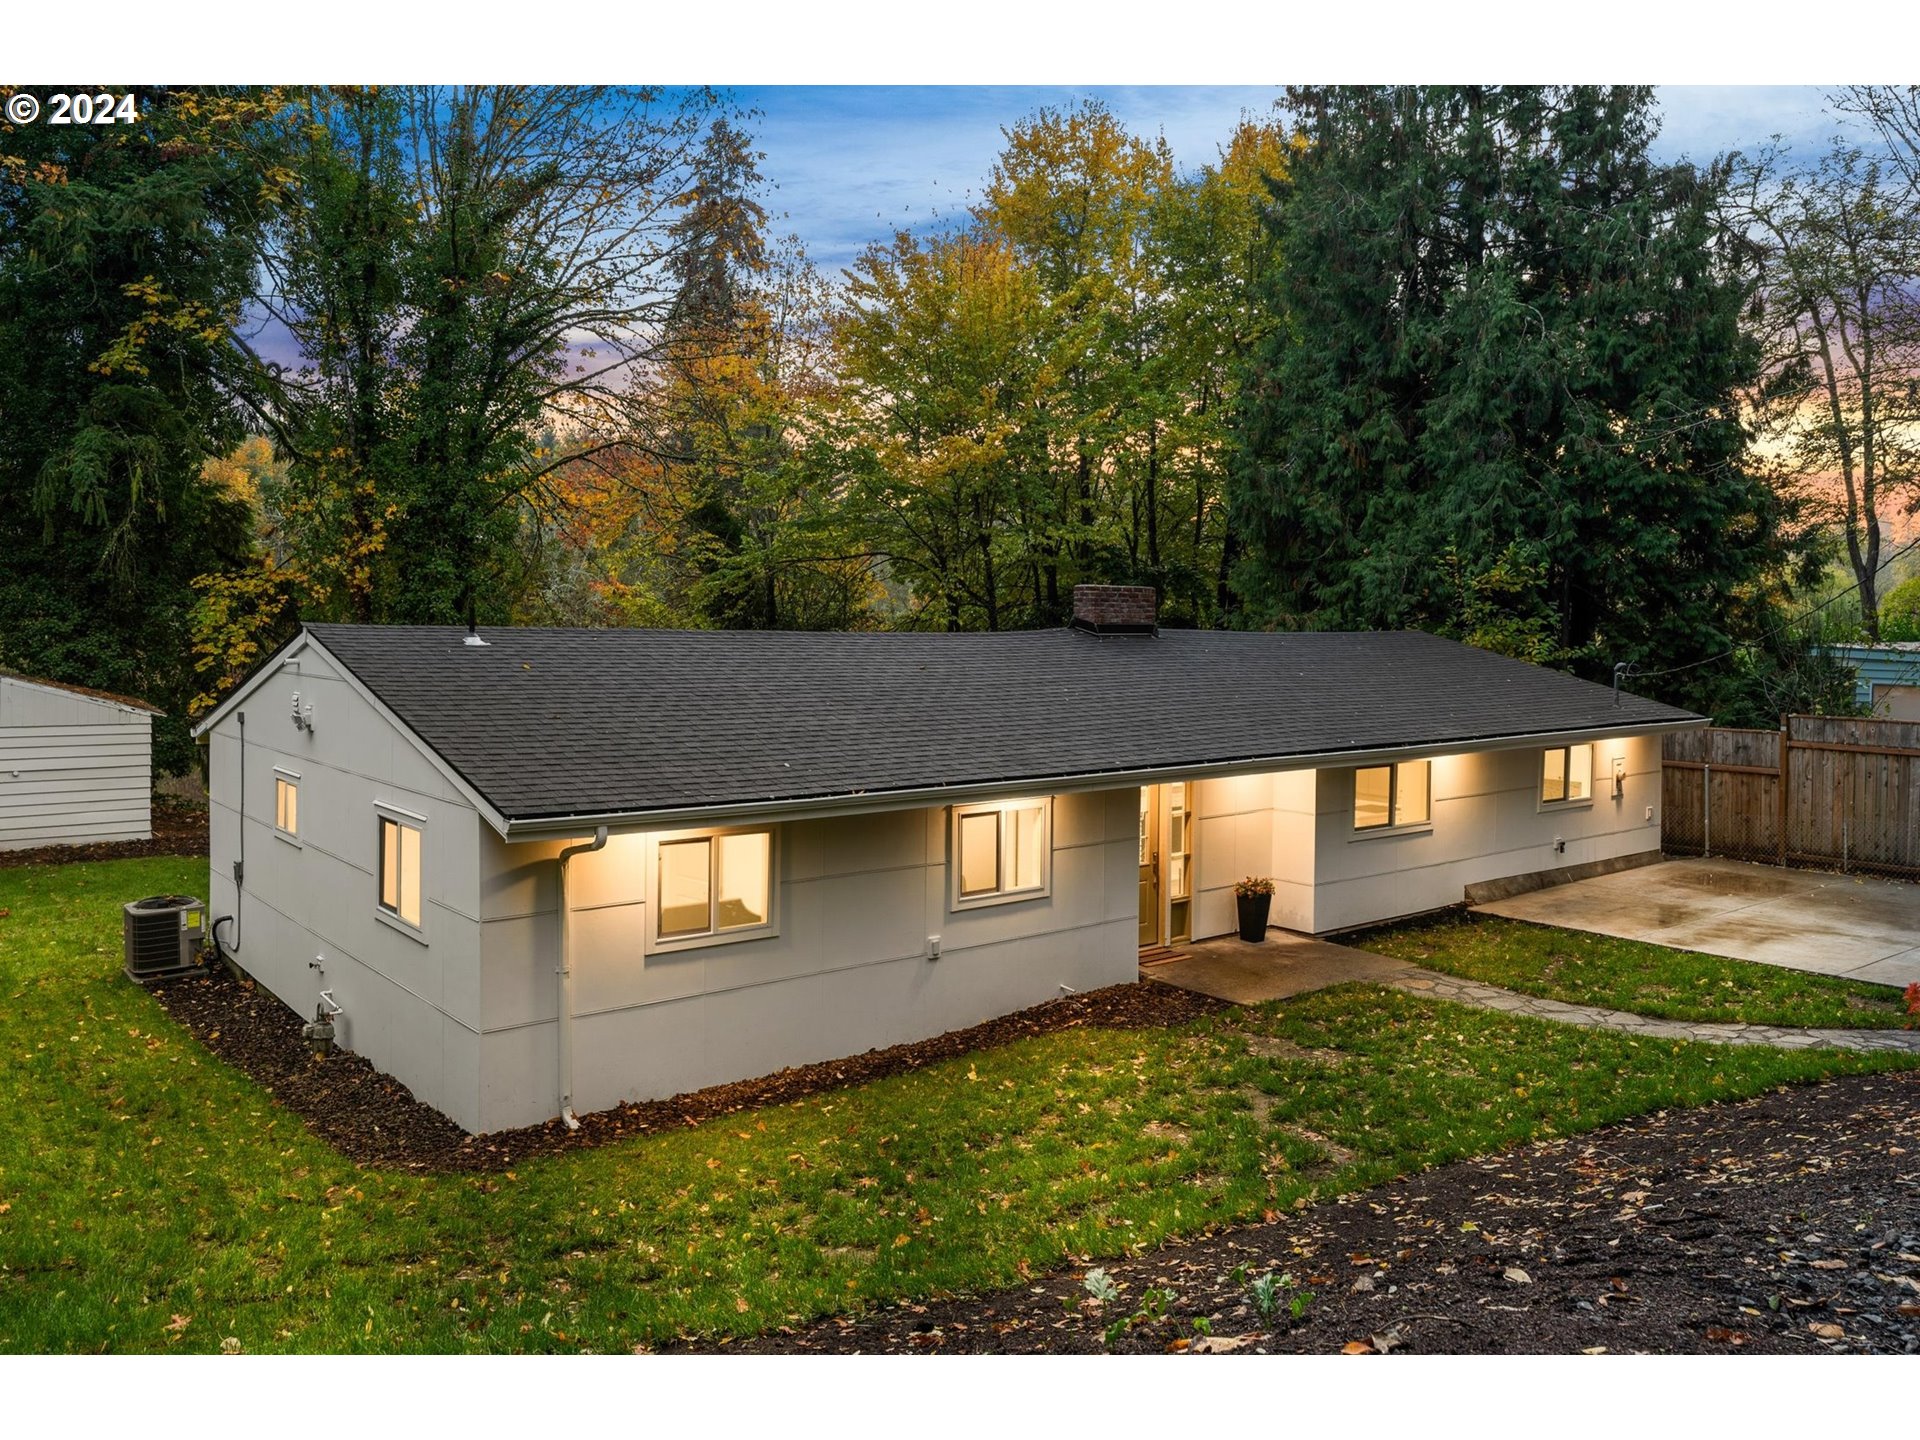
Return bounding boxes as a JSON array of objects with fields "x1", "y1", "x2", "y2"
[{"x1": 1662, "y1": 715, "x2": 1920, "y2": 877}]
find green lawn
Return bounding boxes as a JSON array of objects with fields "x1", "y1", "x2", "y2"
[
  {"x1": 1360, "y1": 911, "x2": 1911, "y2": 1029},
  {"x1": 1, "y1": 856, "x2": 1912, "y2": 1353}
]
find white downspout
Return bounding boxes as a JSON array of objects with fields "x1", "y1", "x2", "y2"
[{"x1": 556, "y1": 826, "x2": 609, "y2": 1130}]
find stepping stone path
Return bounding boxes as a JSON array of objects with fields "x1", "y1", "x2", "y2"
[{"x1": 1387, "y1": 967, "x2": 1920, "y2": 1054}]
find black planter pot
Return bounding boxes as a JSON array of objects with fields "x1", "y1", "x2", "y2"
[{"x1": 1236, "y1": 892, "x2": 1272, "y2": 942}]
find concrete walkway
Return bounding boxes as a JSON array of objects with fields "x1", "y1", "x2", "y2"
[
  {"x1": 1385, "y1": 968, "x2": 1920, "y2": 1054},
  {"x1": 1144, "y1": 929, "x2": 1920, "y2": 1055},
  {"x1": 1140, "y1": 930, "x2": 1415, "y2": 1005},
  {"x1": 1474, "y1": 857, "x2": 1920, "y2": 990}
]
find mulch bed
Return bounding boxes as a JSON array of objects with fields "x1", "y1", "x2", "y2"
[
  {"x1": 0, "y1": 800, "x2": 208, "y2": 868},
  {"x1": 713, "y1": 1068, "x2": 1920, "y2": 1355},
  {"x1": 147, "y1": 962, "x2": 1227, "y2": 1173}
]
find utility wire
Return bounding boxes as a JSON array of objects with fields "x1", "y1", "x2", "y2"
[{"x1": 1624, "y1": 528, "x2": 1920, "y2": 683}]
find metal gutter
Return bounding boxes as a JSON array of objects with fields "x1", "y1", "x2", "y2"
[{"x1": 499, "y1": 715, "x2": 1704, "y2": 841}]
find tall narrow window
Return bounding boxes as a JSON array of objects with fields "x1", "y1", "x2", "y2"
[
  {"x1": 951, "y1": 800, "x2": 1052, "y2": 908},
  {"x1": 273, "y1": 771, "x2": 299, "y2": 839},
  {"x1": 1353, "y1": 762, "x2": 1432, "y2": 832},
  {"x1": 1541, "y1": 744, "x2": 1593, "y2": 805},
  {"x1": 377, "y1": 813, "x2": 422, "y2": 929},
  {"x1": 656, "y1": 829, "x2": 776, "y2": 943},
  {"x1": 957, "y1": 811, "x2": 1001, "y2": 898}
]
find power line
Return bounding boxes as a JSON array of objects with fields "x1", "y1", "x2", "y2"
[{"x1": 1623, "y1": 528, "x2": 1920, "y2": 685}]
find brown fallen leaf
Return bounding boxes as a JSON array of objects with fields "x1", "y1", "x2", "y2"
[
  {"x1": 1807, "y1": 1322, "x2": 1845, "y2": 1340},
  {"x1": 1191, "y1": 1334, "x2": 1255, "y2": 1355},
  {"x1": 1165, "y1": 1338, "x2": 1192, "y2": 1353},
  {"x1": 1503, "y1": 1267, "x2": 1532, "y2": 1284},
  {"x1": 1341, "y1": 1340, "x2": 1373, "y2": 1355},
  {"x1": 1704, "y1": 1326, "x2": 1749, "y2": 1346},
  {"x1": 165, "y1": 1314, "x2": 191, "y2": 1334},
  {"x1": 1896, "y1": 1304, "x2": 1920, "y2": 1317},
  {"x1": 1807, "y1": 1259, "x2": 1847, "y2": 1271}
]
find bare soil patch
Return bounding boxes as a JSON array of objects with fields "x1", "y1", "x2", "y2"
[
  {"x1": 718, "y1": 1069, "x2": 1920, "y2": 1355},
  {"x1": 148, "y1": 962, "x2": 1227, "y2": 1173}
]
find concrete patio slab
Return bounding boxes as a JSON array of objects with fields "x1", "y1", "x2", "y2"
[
  {"x1": 1473, "y1": 857, "x2": 1920, "y2": 990},
  {"x1": 1142, "y1": 930, "x2": 1416, "y2": 1005}
]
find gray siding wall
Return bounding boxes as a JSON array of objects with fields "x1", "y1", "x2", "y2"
[
  {"x1": 0, "y1": 678, "x2": 152, "y2": 850},
  {"x1": 1187, "y1": 734, "x2": 1665, "y2": 937},
  {"x1": 473, "y1": 786, "x2": 1141, "y2": 1133},
  {"x1": 204, "y1": 648, "x2": 485, "y2": 1129},
  {"x1": 1304, "y1": 734, "x2": 1664, "y2": 933}
]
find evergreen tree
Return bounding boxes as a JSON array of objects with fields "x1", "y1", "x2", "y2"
[
  {"x1": 1230, "y1": 86, "x2": 1812, "y2": 716},
  {"x1": 0, "y1": 88, "x2": 280, "y2": 770}
]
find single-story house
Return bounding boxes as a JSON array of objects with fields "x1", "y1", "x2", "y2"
[
  {"x1": 191, "y1": 586, "x2": 1704, "y2": 1134},
  {"x1": 1821, "y1": 642, "x2": 1920, "y2": 720},
  {"x1": 1, "y1": 670, "x2": 159, "y2": 851}
]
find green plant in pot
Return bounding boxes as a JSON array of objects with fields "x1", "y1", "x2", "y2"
[{"x1": 1234, "y1": 876, "x2": 1274, "y2": 941}]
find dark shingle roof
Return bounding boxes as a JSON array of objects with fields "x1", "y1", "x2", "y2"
[{"x1": 303, "y1": 624, "x2": 1701, "y2": 825}]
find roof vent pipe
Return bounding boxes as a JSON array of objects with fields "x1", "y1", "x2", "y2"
[
  {"x1": 464, "y1": 597, "x2": 490, "y2": 647},
  {"x1": 1069, "y1": 584, "x2": 1159, "y2": 637}
]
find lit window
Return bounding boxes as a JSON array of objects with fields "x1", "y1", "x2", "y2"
[
  {"x1": 377, "y1": 813, "x2": 422, "y2": 929},
  {"x1": 274, "y1": 772, "x2": 299, "y2": 838},
  {"x1": 951, "y1": 800, "x2": 1051, "y2": 907},
  {"x1": 657, "y1": 829, "x2": 775, "y2": 943},
  {"x1": 1353, "y1": 761, "x2": 1432, "y2": 832},
  {"x1": 1541, "y1": 744, "x2": 1593, "y2": 805}
]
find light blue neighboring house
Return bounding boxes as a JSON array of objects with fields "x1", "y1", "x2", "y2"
[{"x1": 1822, "y1": 643, "x2": 1920, "y2": 719}]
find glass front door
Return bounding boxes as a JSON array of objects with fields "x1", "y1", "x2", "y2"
[{"x1": 1166, "y1": 781, "x2": 1192, "y2": 943}]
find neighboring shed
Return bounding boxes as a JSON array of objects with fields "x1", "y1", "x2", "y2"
[
  {"x1": 1821, "y1": 642, "x2": 1920, "y2": 720},
  {"x1": 0, "y1": 672, "x2": 160, "y2": 851}
]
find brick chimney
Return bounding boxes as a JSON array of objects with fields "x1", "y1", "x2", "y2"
[{"x1": 1069, "y1": 584, "x2": 1158, "y2": 636}]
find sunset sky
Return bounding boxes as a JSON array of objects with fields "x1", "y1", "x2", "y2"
[
  {"x1": 738, "y1": 84, "x2": 1841, "y2": 272},
  {"x1": 235, "y1": 85, "x2": 1854, "y2": 371}
]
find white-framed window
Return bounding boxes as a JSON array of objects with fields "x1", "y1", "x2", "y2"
[
  {"x1": 950, "y1": 799, "x2": 1051, "y2": 909},
  {"x1": 654, "y1": 827, "x2": 777, "y2": 948},
  {"x1": 272, "y1": 768, "x2": 300, "y2": 843},
  {"x1": 1353, "y1": 761, "x2": 1431, "y2": 833},
  {"x1": 1541, "y1": 744, "x2": 1593, "y2": 807},
  {"x1": 375, "y1": 805, "x2": 425, "y2": 935}
]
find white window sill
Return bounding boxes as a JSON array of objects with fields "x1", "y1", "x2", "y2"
[
  {"x1": 1537, "y1": 798, "x2": 1595, "y2": 815},
  {"x1": 273, "y1": 829, "x2": 302, "y2": 849},
  {"x1": 1349, "y1": 822, "x2": 1433, "y2": 842},
  {"x1": 651, "y1": 924, "x2": 778, "y2": 956},
  {"x1": 375, "y1": 908, "x2": 428, "y2": 946},
  {"x1": 950, "y1": 885, "x2": 1050, "y2": 913}
]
